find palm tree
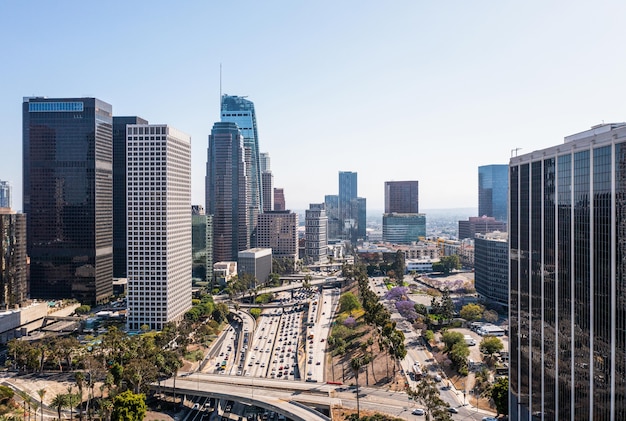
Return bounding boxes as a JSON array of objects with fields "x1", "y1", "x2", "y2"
[
  {"x1": 350, "y1": 356, "x2": 364, "y2": 419},
  {"x1": 36, "y1": 389, "x2": 46, "y2": 421},
  {"x1": 51, "y1": 393, "x2": 67, "y2": 420},
  {"x1": 66, "y1": 386, "x2": 75, "y2": 420},
  {"x1": 75, "y1": 372, "x2": 85, "y2": 420}
]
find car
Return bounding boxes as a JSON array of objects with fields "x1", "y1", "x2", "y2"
[
  {"x1": 482, "y1": 418, "x2": 498, "y2": 421},
  {"x1": 320, "y1": 338, "x2": 325, "y2": 342},
  {"x1": 448, "y1": 407, "x2": 459, "y2": 413},
  {"x1": 237, "y1": 370, "x2": 242, "y2": 376},
  {"x1": 192, "y1": 403, "x2": 200, "y2": 410},
  {"x1": 411, "y1": 409, "x2": 425, "y2": 415},
  {"x1": 316, "y1": 361, "x2": 321, "y2": 365}
]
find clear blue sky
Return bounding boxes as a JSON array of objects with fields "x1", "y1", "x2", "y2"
[{"x1": 2, "y1": 1, "x2": 626, "y2": 213}]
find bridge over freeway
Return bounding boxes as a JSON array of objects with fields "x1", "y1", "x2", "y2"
[{"x1": 156, "y1": 373, "x2": 334, "y2": 421}]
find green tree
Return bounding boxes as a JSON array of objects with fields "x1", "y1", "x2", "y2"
[
  {"x1": 75, "y1": 372, "x2": 85, "y2": 420},
  {"x1": 441, "y1": 331, "x2": 465, "y2": 352},
  {"x1": 50, "y1": 393, "x2": 68, "y2": 421},
  {"x1": 249, "y1": 308, "x2": 262, "y2": 319},
  {"x1": 339, "y1": 292, "x2": 361, "y2": 314},
  {"x1": 479, "y1": 335, "x2": 504, "y2": 359},
  {"x1": 0, "y1": 385, "x2": 14, "y2": 405},
  {"x1": 449, "y1": 342, "x2": 470, "y2": 372},
  {"x1": 36, "y1": 389, "x2": 46, "y2": 421},
  {"x1": 75, "y1": 305, "x2": 91, "y2": 315},
  {"x1": 459, "y1": 303, "x2": 484, "y2": 321},
  {"x1": 490, "y1": 376, "x2": 509, "y2": 416},
  {"x1": 422, "y1": 330, "x2": 435, "y2": 344},
  {"x1": 408, "y1": 376, "x2": 453, "y2": 421},
  {"x1": 111, "y1": 391, "x2": 146, "y2": 421}
]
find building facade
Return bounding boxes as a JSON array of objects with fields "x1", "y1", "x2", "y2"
[
  {"x1": 206, "y1": 122, "x2": 249, "y2": 262},
  {"x1": 0, "y1": 208, "x2": 27, "y2": 308},
  {"x1": 509, "y1": 123, "x2": 626, "y2": 420},
  {"x1": 382, "y1": 213, "x2": 426, "y2": 244},
  {"x1": 384, "y1": 181, "x2": 419, "y2": 213},
  {"x1": 274, "y1": 188, "x2": 285, "y2": 211},
  {"x1": 126, "y1": 124, "x2": 192, "y2": 331},
  {"x1": 262, "y1": 171, "x2": 274, "y2": 213},
  {"x1": 257, "y1": 211, "x2": 298, "y2": 262},
  {"x1": 0, "y1": 181, "x2": 11, "y2": 209},
  {"x1": 458, "y1": 216, "x2": 507, "y2": 240},
  {"x1": 23, "y1": 97, "x2": 113, "y2": 305},
  {"x1": 473, "y1": 231, "x2": 508, "y2": 307},
  {"x1": 478, "y1": 164, "x2": 508, "y2": 222},
  {"x1": 192, "y1": 206, "x2": 213, "y2": 289},
  {"x1": 113, "y1": 116, "x2": 148, "y2": 279},
  {"x1": 305, "y1": 203, "x2": 328, "y2": 264},
  {"x1": 221, "y1": 95, "x2": 262, "y2": 243},
  {"x1": 237, "y1": 248, "x2": 272, "y2": 286}
]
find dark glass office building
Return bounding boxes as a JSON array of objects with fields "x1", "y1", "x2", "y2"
[
  {"x1": 509, "y1": 123, "x2": 626, "y2": 420},
  {"x1": 206, "y1": 122, "x2": 249, "y2": 262},
  {"x1": 479, "y1": 164, "x2": 508, "y2": 222},
  {"x1": 385, "y1": 181, "x2": 419, "y2": 214},
  {"x1": 23, "y1": 97, "x2": 113, "y2": 305},
  {"x1": 113, "y1": 116, "x2": 148, "y2": 279}
]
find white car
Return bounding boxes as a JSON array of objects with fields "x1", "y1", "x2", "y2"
[{"x1": 411, "y1": 409, "x2": 424, "y2": 416}]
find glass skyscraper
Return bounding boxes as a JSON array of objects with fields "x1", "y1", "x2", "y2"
[
  {"x1": 221, "y1": 95, "x2": 262, "y2": 245},
  {"x1": 479, "y1": 164, "x2": 508, "y2": 222},
  {"x1": 113, "y1": 116, "x2": 148, "y2": 279},
  {"x1": 23, "y1": 97, "x2": 113, "y2": 305},
  {"x1": 206, "y1": 122, "x2": 249, "y2": 262},
  {"x1": 509, "y1": 123, "x2": 626, "y2": 420},
  {"x1": 0, "y1": 181, "x2": 11, "y2": 208}
]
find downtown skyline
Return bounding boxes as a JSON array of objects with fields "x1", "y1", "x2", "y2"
[{"x1": 3, "y1": 2, "x2": 626, "y2": 212}]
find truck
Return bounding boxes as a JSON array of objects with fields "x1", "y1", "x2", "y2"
[
  {"x1": 464, "y1": 335, "x2": 476, "y2": 346},
  {"x1": 413, "y1": 362, "x2": 423, "y2": 380}
]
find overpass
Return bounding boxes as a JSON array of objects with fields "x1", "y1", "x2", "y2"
[
  {"x1": 157, "y1": 373, "x2": 421, "y2": 420},
  {"x1": 157, "y1": 374, "x2": 333, "y2": 421}
]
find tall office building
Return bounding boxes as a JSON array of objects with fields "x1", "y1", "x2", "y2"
[
  {"x1": 113, "y1": 116, "x2": 148, "y2": 279},
  {"x1": 274, "y1": 188, "x2": 285, "y2": 211},
  {"x1": 325, "y1": 194, "x2": 340, "y2": 240},
  {"x1": 478, "y1": 164, "x2": 508, "y2": 222},
  {"x1": 221, "y1": 95, "x2": 262, "y2": 244},
  {"x1": 458, "y1": 216, "x2": 506, "y2": 240},
  {"x1": 383, "y1": 181, "x2": 421, "y2": 244},
  {"x1": 384, "y1": 181, "x2": 419, "y2": 214},
  {"x1": 257, "y1": 211, "x2": 298, "y2": 264},
  {"x1": 260, "y1": 152, "x2": 271, "y2": 173},
  {"x1": 339, "y1": 171, "x2": 357, "y2": 222},
  {"x1": 473, "y1": 231, "x2": 508, "y2": 307},
  {"x1": 126, "y1": 124, "x2": 191, "y2": 331},
  {"x1": 0, "y1": 181, "x2": 11, "y2": 209},
  {"x1": 0, "y1": 208, "x2": 27, "y2": 308},
  {"x1": 509, "y1": 123, "x2": 626, "y2": 420},
  {"x1": 335, "y1": 171, "x2": 366, "y2": 243},
  {"x1": 206, "y1": 122, "x2": 249, "y2": 262},
  {"x1": 23, "y1": 97, "x2": 113, "y2": 305},
  {"x1": 262, "y1": 171, "x2": 274, "y2": 213},
  {"x1": 305, "y1": 203, "x2": 328, "y2": 264}
]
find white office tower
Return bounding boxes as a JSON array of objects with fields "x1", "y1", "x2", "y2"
[{"x1": 126, "y1": 124, "x2": 192, "y2": 331}]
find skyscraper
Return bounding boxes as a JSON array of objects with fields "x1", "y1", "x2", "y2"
[
  {"x1": 126, "y1": 124, "x2": 191, "y2": 331},
  {"x1": 384, "y1": 181, "x2": 419, "y2": 214},
  {"x1": 509, "y1": 123, "x2": 626, "y2": 420},
  {"x1": 478, "y1": 164, "x2": 508, "y2": 222},
  {"x1": 206, "y1": 122, "x2": 249, "y2": 262},
  {"x1": 192, "y1": 205, "x2": 213, "y2": 289},
  {"x1": 0, "y1": 181, "x2": 11, "y2": 209},
  {"x1": 305, "y1": 203, "x2": 328, "y2": 264},
  {"x1": 113, "y1": 116, "x2": 148, "y2": 279},
  {"x1": 262, "y1": 171, "x2": 274, "y2": 213},
  {"x1": 383, "y1": 181, "x2": 421, "y2": 244},
  {"x1": 260, "y1": 152, "x2": 271, "y2": 173},
  {"x1": 336, "y1": 171, "x2": 366, "y2": 242},
  {"x1": 274, "y1": 188, "x2": 285, "y2": 211},
  {"x1": 473, "y1": 231, "x2": 508, "y2": 307},
  {"x1": 221, "y1": 95, "x2": 262, "y2": 244},
  {"x1": 23, "y1": 97, "x2": 113, "y2": 305}
]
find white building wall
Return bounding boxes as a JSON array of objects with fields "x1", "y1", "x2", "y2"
[{"x1": 126, "y1": 125, "x2": 192, "y2": 331}]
